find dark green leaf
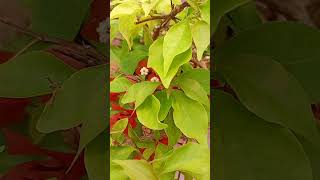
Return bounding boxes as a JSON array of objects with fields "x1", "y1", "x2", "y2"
[
  {"x1": 217, "y1": 54, "x2": 320, "y2": 144},
  {"x1": 0, "y1": 51, "x2": 74, "y2": 98},
  {"x1": 213, "y1": 90, "x2": 313, "y2": 180}
]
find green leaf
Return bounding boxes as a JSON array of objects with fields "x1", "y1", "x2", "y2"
[
  {"x1": 110, "y1": 146, "x2": 136, "y2": 180},
  {"x1": 155, "y1": 143, "x2": 170, "y2": 159},
  {"x1": 121, "y1": 81, "x2": 160, "y2": 108},
  {"x1": 163, "y1": 20, "x2": 192, "y2": 75},
  {"x1": 136, "y1": 95, "x2": 168, "y2": 130},
  {"x1": 154, "y1": 90, "x2": 172, "y2": 121},
  {"x1": 110, "y1": 1, "x2": 141, "y2": 19},
  {"x1": 177, "y1": 78, "x2": 209, "y2": 109},
  {"x1": 37, "y1": 65, "x2": 107, "y2": 157},
  {"x1": 213, "y1": 90, "x2": 313, "y2": 180},
  {"x1": 85, "y1": 133, "x2": 108, "y2": 180},
  {"x1": 24, "y1": 0, "x2": 90, "y2": 40},
  {"x1": 215, "y1": 22, "x2": 320, "y2": 103},
  {"x1": 171, "y1": 90, "x2": 208, "y2": 144},
  {"x1": 111, "y1": 118, "x2": 128, "y2": 134},
  {"x1": 177, "y1": 68, "x2": 210, "y2": 94},
  {"x1": 119, "y1": 15, "x2": 142, "y2": 49},
  {"x1": 163, "y1": 111, "x2": 181, "y2": 147},
  {"x1": 148, "y1": 37, "x2": 192, "y2": 88},
  {"x1": 191, "y1": 20, "x2": 210, "y2": 60},
  {"x1": 227, "y1": 1, "x2": 262, "y2": 32},
  {"x1": 141, "y1": 0, "x2": 161, "y2": 16},
  {"x1": 200, "y1": 0, "x2": 210, "y2": 25},
  {"x1": 0, "y1": 51, "x2": 74, "y2": 98},
  {"x1": 296, "y1": 134, "x2": 320, "y2": 180},
  {"x1": 111, "y1": 146, "x2": 136, "y2": 160},
  {"x1": 113, "y1": 160, "x2": 158, "y2": 180},
  {"x1": 110, "y1": 77, "x2": 133, "y2": 93},
  {"x1": 186, "y1": 0, "x2": 200, "y2": 10},
  {"x1": 156, "y1": 143, "x2": 210, "y2": 178},
  {"x1": 142, "y1": 147, "x2": 155, "y2": 160},
  {"x1": 212, "y1": 0, "x2": 249, "y2": 33},
  {"x1": 120, "y1": 45, "x2": 148, "y2": 74},
  {"x1": 217, "y1": 54, "x2": 320, "y2": 145}
]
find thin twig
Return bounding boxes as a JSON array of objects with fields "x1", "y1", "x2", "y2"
[
  {"x1": 136, "y1": 16, "x2": 166, "y2": 24},
  {"x1": 0, "y1": 16, "x2": 107, "y2": 66},
  {"x1": 152, "y1": 2, "x2": 189, "y2": 40},
  {"x1": 11, "y1": 38, "x2": 40, "y2": 59}
]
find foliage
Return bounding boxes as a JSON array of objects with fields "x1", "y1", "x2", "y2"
[
  {"x1": 0, "y1": 0, "x2": 108, "y2": 179},
  {"x1": 110, "y1": 0, "x2": 210, "y2": 179},
  {"x1": 214, "y1": 0, "x2": 320, "y2": 180}
]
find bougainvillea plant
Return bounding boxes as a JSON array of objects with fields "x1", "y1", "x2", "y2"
[
  {"x1": 110, "y1": 0, "x2": 210, "y2": 179},
  {"x1": 0, "y1": 0, "x2": 108, "y2": 179},
  {"x1": 214, "y1": 0, "x2": 320, "y2": 180}
]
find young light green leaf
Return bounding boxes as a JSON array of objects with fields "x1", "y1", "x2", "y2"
[
  {"x1": 85, "y1": 133, "x2": 108, "y2": 180},
  {"x1": 200, "y1": 0, "x2": 210, "y2": 25},
  {"x1": 148, "y1": 37, "x2": 165, "y2": 77},
  {"x1": 113, "y1": 160, "x2": 158, "y2": 180},
  {"x1": 186, "y1": 0, "x2": 199, "y2": 10},
  {"x1": 143, "y1": 147, "x2": 155, "y2": 160},
  {"x1": 171, "y1": 90, "x2": 208, "y2": 144},
  {"x1": 163, "y1": 111, "x2": 181, "y2": 147},
  {"x1": 121, "y1": 81, "x2": 160, "y2": 108},
  {"x1": 177, "y1": 68, "x2": 210, "y2": 94},
  {"x1": 119, "y1": 15, "x2": 142, "y2": 49},
  {"x1": 154, "y1": 143, "x2": 170, "y2": 159},
  {"x1": 217, "y1": 54, "x2": 320, "y2": 145},
  {"x1": 141, "y1": 0, "x2": 160, "y2": 16},
  {"x1": 162, "y1": 49, "x2": 192, "y2": 88},
  {"x1": 191, "y1": 21, "x2": 210, "y2": 60},
  {"x1": 163, "y1": 20, "x2": 192, "y2": 75},
  {"x1": 110, "y1": 77, "x2": 133, "y2": 93},
  {"x1": 110, "y1": 1, "x2": 141, "y2": 19},
  {"x1": 177, "y1": 78, "x2": 209, "y2": 108},
  {"x1": 136, "y1": 95, "x2": 168, "y2": 130},
  {"x1": 111, "y1": 146, "x2": 136, "y2": 160},
  {"x1": 213, "y1": 90, "x2": 313, "y2": 180},
  {"x1": 157, "y1": 143, "x2": 210, "y2": 178},
  {"x1": 148, "y1": 37, "x2": 192, "y2": 88},
  {"x1": 154, "y1": 90, "x2": 172, "y2": 121},
  {"x1": 111, "y1": 118, "x2": 128, "y2": 134},
  {"x1": 0, "y1": 51, "x2": 74, "y2": 98}
]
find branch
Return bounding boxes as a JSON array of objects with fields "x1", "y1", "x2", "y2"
[
  {"x1": 152, "y1": 2, "x2": 189, "y2": 40},
  {"x1": 135, "y1": 16, "x2": 166, "y2": 24},
  {"x1": 0, "y1": 17, "x2": 107, "y2": 66}
]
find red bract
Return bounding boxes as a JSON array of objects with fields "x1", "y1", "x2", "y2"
[
  {"x1": 1, "y1": 129, "x2": 86, "y2": 180},
  {"x1": 110, "y1": 93, "x2": 120, "y2": 101},
  {"x1": 135, "y1": 59, "x2": 149, "y2": 75},
  {"x1": 0, "y1": 51, "x2": 13, "y2": 63},
  {"x1": 80, "y1": 0, "x2": 108, "y2": 41},
  {"x1": 159, "y1": 136, "x2": 168, "y2": 145},
  {"x1": 0, "y1": 98, "x2": 30, "y2": 127}
]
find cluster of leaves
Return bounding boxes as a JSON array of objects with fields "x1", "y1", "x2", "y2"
[
  {"x1": 214, "y1": 0, "x2": 320, "y2": 180},
  {"x1": 0, "y1": 0, "x2": 108, "y2": 179},
  {"x1": 110, "y1": 0, "x2": 210, "y2": 179}
]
